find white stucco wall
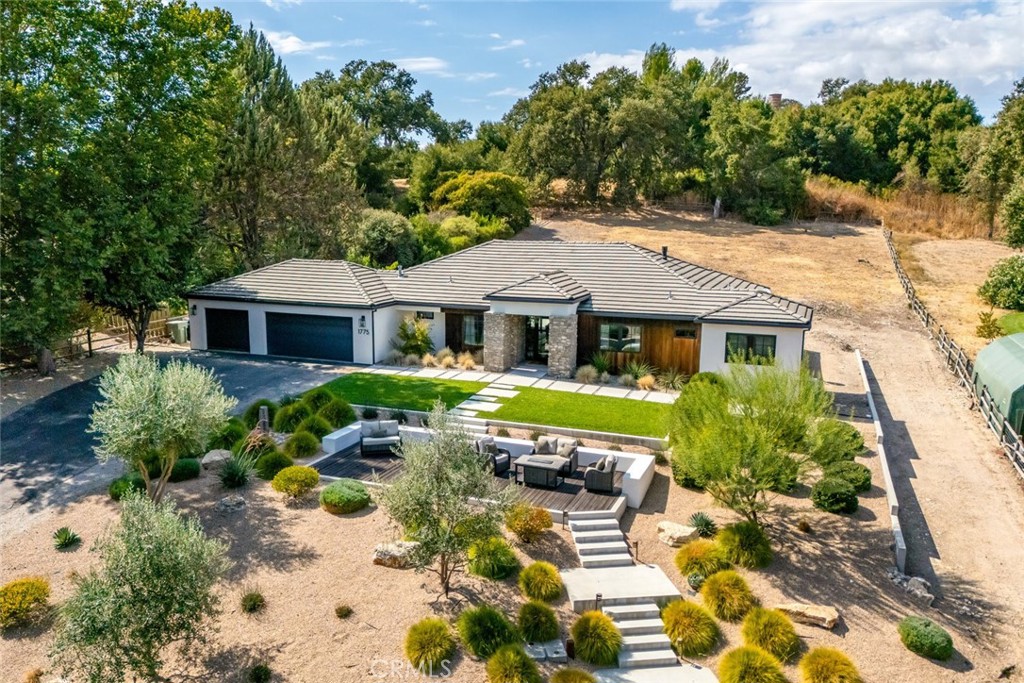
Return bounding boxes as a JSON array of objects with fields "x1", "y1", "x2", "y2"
[
  {"x1": 373, "y1": 306, "x2": 447, "y2": 360},
  {"x1": 698, "y1": 323, "x2": 805, "y2": 373}
]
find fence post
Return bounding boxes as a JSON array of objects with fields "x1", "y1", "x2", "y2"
[{"x1": 87, "y1": 328, "x2": 93, "y2": 357}]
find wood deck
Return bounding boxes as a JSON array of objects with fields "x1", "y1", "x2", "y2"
[{"x1": 312, "y1": 446, "x2": 623, "y2": 513}]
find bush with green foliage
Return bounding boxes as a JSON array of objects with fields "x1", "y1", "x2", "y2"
[
  {"x1": 317, "y1": 398, "x2": 356, "y2": 429},
  {"x1": 431, "y1": 171, "x2": 531, "y2": 232},
  {"x1": 297, "y1": 415, "x2": 332, "y2": 439},
  {"x1": 505, "y1": 502, "x2": 553, "y2": 543},
  {"x1": 167, "y1": 458, "x2": 201, "y2": 483},
  {"x1": 675, "y1": 539, "x2": 730, "y2": 576},
  {"x1": 550, "y1": 668, "x2": 597, "y2": 683},
  {"x1": 353, "y1": 208, "x2": 419, "y2": 267},
  {"x1": 248, "y1": 664, "x2": 271, "y2": 683},
  {"x1": 468, "y1": 537, "x2": 521, "y2": 580},
  {"x1": 687, "y1": 572, "x2": 706, "y2": 592},
  {"x1": 741, "y1": 607, "x2": 800, "y2": 662},
  {"x1": 979, "y1": 255, "x2": 1024, "y2": 311},
  {"x1": 240, "y1": 590, "x2": 265, "y2": 614},
  {"x1": 335, "y1": 603, "x2": 353, "y2": 620},
  {"x1": 255, "y1": 450, "x2": 294, "y2": 481},
  {"x1": 807, "y1": 418, "x2": 865, "y2": 466},
  {"x1": 718, "y1": 645, "x2": 787, "y2": 683},
  {"x1": 243, "y1": 399, "x2": 279, "y2": 429},
  {"x1": 303, "y1": 387, "x2": 334, "y2": 412},
  {"x1": 718, "y1": 522, "x2": 773, "y2": 569},
  {"x1": 518, "y1": 601, "x2": 559, "y2": 642},
  {"x1": 799, "y1": 647, "x2": 863, "y2": 683},
  {"x1": 1001, "y1": 178, "x2": 1024, "y2": 249},
  {"x1": 811, "y1": 477, "x2": 859, "y2": 514},
  {"x1": 273, "y1": 403, "x2": 312, "y2": 433},
  {"x1": 109, "y1": 472, "x2": 146, "y2": 501},
  {"x1": 271, "y1": 466, "x2": 319, "y2": 500},
  {"x1": 689, "y1": 511, "x2": 718, "y2": 538},
  {"x1": 701, "y1": 570, "x2": 758, "y2": 622},
  {"x1": 657, "y1": 366, "x2": 689, "y2": 391},
  {"x1": 393, "y1": 318, "x2": 435, "y2": 357},
  {"x1": 405, "y1": 617, "x2": 456, "y2": 673},
  {"x1": 486, "y1": 644, "x2": 542, "y2": 683},
  {"x1": 320, "y1": 479, "x2": 371, "y2": 515},
  {"x1": 208, "y1": 418, "x2": 247, "y2": 450},
  {"x1": 825, "y1": 461, "x2": 872, "y2": 493},
  {"x1": 570, "y1": 611, "x2": 622, "y2": 666},
  {"x1": 53, "y1": 527, "x2": 81, "y2": 550},
  {"x1": 457, "y1": 604, "x2": 519, "y2": 659},
  {"x1": 284, "y1": 431, "x2": 320, "y2": 459},
  {"x1": 518, "y1": 561, "x2": 562, "y2": 602},
  {"x1": 897, "y1": 616, "x2": 953, "y2": 660},
  {"x1": 662, "y1": 600, "x2": 720, "y2": 657},
  {"x1": 362, "y1": 407, "x2": 379, "y2": 420},
  {"x1": 219, "y1": 454, "x2": 256, "y2": 489},
  {"x1": 688, "y1": 372, "x2": 723, "y2": 386},
  {"x1": 0, "y1": 577, "x2": 50, "y2": 629}
]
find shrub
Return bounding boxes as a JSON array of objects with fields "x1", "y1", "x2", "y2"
[
  {"x1": 318, "y1": 398, "x2": 356, "y2": 428},
  {"x1": 362, "y1": 407, "x2": 379, "y2": 420},
  {"x1": 657, "y1": 366, "x2": 688, "y2": 391},
  {"x1": 518, "y1": 601, "x2": 559, "y2": 642},
  {"x1": 897, "y1": 616, "x2": 953, "y2": 661},
  {"x1": 335, "y1": 603, "x2": 353, "y2": 619},
  {"x1": 391, "y1": 410, "x2": 408, "y2": 425},
  {"x1": 457, "y1": 351, "x2": 476, "y2": 369},
  {"x1": 320, "y1": 479, "x2": 371, "y2": 515},
  {"x1": 0, "y1": 577, "x2": 50, "y2": 629},
  {"x1": 393, "y1": 318, "x2": 435, "y2": 357},
  {"x1": 551, "y1": 668, "x2": 596, "y2": 683},
  {"x1": 242, "y1": 399, "x2": 279, "y2": 429},
  {"x1": 273, "y1": 403, "x2": 312, "y2": 433},
  {"x1": 570, "y1": 611, "x2": 621, "y2": 666},
  {"x1": 255, "y1": 450, "x2": 294, "y2": 481},
  {"x1": 457, "y1": 604, "x2": 519, "y2": 659},
  {"x1": 623, "y1": 359, "x2": 655, "y2": 379},
  {"x1": 108, "y1": 472, "x2": 145, "y2": 500},
  {"x1": 208, "y1": 418, "x2": 247, "y2": 450},
  {"x1": 662, "y1": 599, "x2": 720, "y2": 657},
  {"x1": 233, "y1": 432, "x2": 278, "y2": 459},
  {"x1": 718, "y1": 522, "x2": 773, "y2": 569},
  {"x1": 496, "y1": 428, "x2": 511, "y2": 437},
  {"x1": 689, "y1": 371, "x2": 723, "y2": 386},
  {"x1": 979, "y1": 255, "x2": 1024, "y2": 311},
  {"x1": 637, "y1": 374, "x2": 657, "y2": 390},
  {"x1": 241, "y1": 590, "x2": 265, "y2": 614},
  {"x1": 248, "y1": 664, "x2": 271, "y2": 683},
  {"x1": 811, "y1": 477, "x2": 859, "y2": 514},
  {"x1": 518, "y1": 562, "x2": 562, "y2": 602},
  {"x1": 741, "y1": 607, "x2": 800, "y2": 662},
  {"x1": 590, "y1": 352, "x2": 611, "y2": 374},
  {"x1": 825, "y1": 461, "x2": 872, "y2": 493},
  {"x1": 574, "y1": 364, "x2": 599, "y2": 384},
  {"x1": 505, "y1": 502, "x2": 553, "y2": 543},
  {"x1": 431, "y1": 171, "x2": 532, "y2": 232},
  {"x1": 271, "y1": 465, "x2": 319, "y2": 500},
  {"x1": 219, "y1": 453, "x2": 256, "y2": 488},
  {"x1": 406, "y1": 617, "x2": 456, "y2": 673},
  {"x1": 701, "y1": 570, "x2": 757, "y2": 622},
  {"x1": 807, "y1": 418, "x2": 865, "y2": 466},
  {"x1": 718, "y1": 646, "x2": 787, "y2": 683},
  {"x1": 689, "y1": 511, "x2": 717, "y2": 538},
  {"x1": 421, "y1": 353, "x2": 436, "y2": 367},
  {"x1": 284, "y1": 431, "x2": 320, "y2": 459},
  {"x1": 675, "y1": 539, "x2": 730, "y2": 576},
  {"x1": 486, "y1": 644, "x2": 542, "y2": 683},
  {"x1": 24, "y1": 669, "x2": 44, "y2": 683},
  {"x1": 167, "y1": 458, "x2": 201, "y2": 483},
  {"x1": 687, "y1": 572, "x2": 706, "y2": 592},
  {"x1": 529, "y1": 430, "x2": 542, "y2": 441},
  {"x1": 435, "y1": 346, "x2": 454, "y2": 363},
  {"x1": 618, "y1": 374, "x2": 637, "y2": 388},
  {"x1": 468, "y1": 537, "x2": 520, "y2": 580},
  {"x1": 53, "y1": 527, "x2": 81, "y2": 550},
  {"x1": 298, "y1": 415, "x2": 332, "y2": 439},
  {"x1": 799, "y1": 647, "x2": 863, "y2": 683}
]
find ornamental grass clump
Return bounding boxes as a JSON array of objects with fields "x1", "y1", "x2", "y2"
[
  {"x1": 799, "y1": 647, "x2": 864, "y2": 683},
  {"x1": 718, "y1": 646, "x2": 787, "y2": 683},
  {"x1": 208, "y1": 417, "x2": 247, "y2": 450},
  {"x1": 662, "y1": 600, "x2": 720, "y2": 657},
  {"x1": 240, "y1": 589, "x2": 265, "y2": 614},
  {"x1": 468, "y1": 537, "x2": 520, "y2": 580},
  {"x1": 242, "y1": 399, "x2": 279, "y2": 429},
  {"x1": 550, "y1": 668, "x2": 596, "y2": 683},
  {"x1": 302, "y1": 387, "x2": 335, "y2": 411},
  {"x1": 505, "y1": 502, "x2": 553, "y2": 543},
  {"x1": 675, "y1": 539, "x2": 730, "y2": 576},
  {"x1": 486, "y1": 644, "x2": 542, "y2": 683},
  {"x1": 255, "y1": 450, "x2": 293, "y2": 481},
  {"x1": 270, "y1": 465, "x2": 319, "y2": 500},
  {"x1": 570, "y1": 611, "x2": 621, "y2": 666},
  {"x1": 897, "y1": 616, "x2": 953, "y2": 660},
  {"x1": 297, "y1": 415, "x2": 332, "y2": 439},
  {"x1": 701, "y1": 570, "x2": 758, "y2": 622},
  {"x1": 219, "y1": 453, "x2": 255, "y2": 489},
  {"x1": 283, "y1": 430, "x2": 320, "y2": 459},
  {"x1": 457, "y1": 604, "x2": 519, "y2": 659},
  {"x1": 319, "y1": 479, "x2": 371, "y2": 515},
  {"x1": 518, "y1": 601, "x2": 559, "y2": 642},
  {"x1": 741, "y1": 607, "x2": 800, "y2": 662},
  {"x1": 518, "y1": 562, "x2": 562, "y2": 602},
  {"x1": 318, "y1": 398, "x2": 356, "y2": 429},
  {"x1": 405, "y1": 617, "x2": 456, "y2": 674},
  {"x1": 273, "y1": 403, "x2": 312, "y2": 433},
  {"x1": 0, "y1": 577, "x2": 50, "y2": 630},
  {"x1": 717, "y1": 521, "x2": 773, "y2": 569}
]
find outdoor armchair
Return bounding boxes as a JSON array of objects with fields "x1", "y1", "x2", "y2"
[
  {"x1": 360, "y1": 420, "x2": 401, "y2": 455},
  {"x1": 584, "y1": 454, "x2": 617, "y2": 494}
]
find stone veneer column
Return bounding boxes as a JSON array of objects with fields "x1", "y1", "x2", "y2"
[
  {"x1": 547, "y1": 315, "x2": 578, "y2": 378},
  {"x1": 483, "y1": 313, "x2": 512, "y2": 372}
]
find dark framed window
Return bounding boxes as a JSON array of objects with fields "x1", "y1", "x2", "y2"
[
  {"x1": 726, "y1": 333, "x2": 777, "y2": 363},
  {"x1": 600, "y1": 322, "x2": 642, "y2": 353},
  {"x1": 463, "y1": 314, "x2": 484, "y2": 346},
  {"x1": 415, "y1": 311, "x2": 434, "y2": 320},
  {"x1": 675, "y1": 327, "x2": 697, "y2": 339}
]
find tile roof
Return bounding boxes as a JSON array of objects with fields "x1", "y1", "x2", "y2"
[{"x1": 189, "y1": 240, "x2": 812, "y2": 327}]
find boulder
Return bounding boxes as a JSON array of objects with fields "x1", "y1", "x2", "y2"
[
  {"x1": 905, "y1": 576, "x2": 935, "y2": 607},
  {"x1": 215, "y1": 495, "x2": 246, "y2": 515},
  {"x1": 202, "y1": 449, "x2": 232, "y2": 471},
  {"x1": 373, "y1": 541, "x2": 419, "y2": 569},
  {"x1": 657, "y1": 521, "x2": 700, "y2": 547},
  {"x1": 775, "y1": 603, "x2": 840, "y2": 630}
]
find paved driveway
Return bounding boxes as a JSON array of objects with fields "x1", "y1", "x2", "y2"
[{"x1": 0, "y1": 352, "x2": 350, "y2": 519}]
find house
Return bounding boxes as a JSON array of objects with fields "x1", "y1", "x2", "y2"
[{"x1": 186, "y1": 241, "x2": 813, "y2": 377}]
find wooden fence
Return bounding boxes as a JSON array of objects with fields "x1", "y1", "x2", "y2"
[{"x1": 883, "y1": 229, "x2": 1024, "y2": 480}]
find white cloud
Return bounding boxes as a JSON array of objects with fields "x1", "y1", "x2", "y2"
[
  {"x1": 394, "y1": 56, "x2": 451, "y2": 76},
  {"x1": 263, "y1": 30, "x2": 331, "y2": 55},
  {"x1": 577, "y1": 50, "x2": 646, "y2": 74},
  {"x1": 669, "y1": 0, "x2": 721, "y2": 11},
  {"x1": 490, "y1": 38, "x2": 526, "y2": 51},
  {"x1": 338, "y1": 39, "x2": 369, "y2": 48},
  {"x1": 315, "y1": 54, "x2": 338, "y2": 62},
  {"x1": 489, "y1": 87, "x2": 530, "y2": 98},
  {"x1": 333, "y1": 15, "x2": 343, "y2": 22},
  {"x1": 415, "y1": 19, "x2": 437, "y2": 27},
  {"x1": 520, "y1": 58, "x2": 541, "y2": 69},
  {"x1": 489, "y1": 33, "x2": 502, "y2": 39},
  {"x1": 463, "y1": 72, "x2": 498, "y2": 82},
  {"x1": 263, "y1": 0, "x2": 302, "y2": 10}
]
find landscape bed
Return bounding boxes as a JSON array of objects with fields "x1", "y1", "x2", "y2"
[{"x1": 316, "y1": 373, "x2": 486, "y2": 412}]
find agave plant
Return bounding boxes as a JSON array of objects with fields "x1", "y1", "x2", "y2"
[
  {"x1": 623, "y1": 358, "x2": 655, "y2": 380},
  {"x1": 656, "y1": 366, "x2": 688, "y2": 391},
  {"x1": 688, "y1": 511, "x2": 718, "y2": 538},
  {"x1": 687, "y1": 572, "x2": 706, "y2": 592},
  {"x1": 53, "y1": 526, "x2": 81, "y2": 550},
  {"x1": 590, "y1": 352, "x2": 612, "y2": 375}
]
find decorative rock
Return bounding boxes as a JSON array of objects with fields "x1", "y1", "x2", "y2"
[
  {"x1": 542, "y1": 640, "x2": 568, "y2": 663},
  {"x1": 657, "y1": 521, "x2": 700, "y2": 547},
  {"x1": 372, "y1": 541, "x2": 419, "y2": 569},
  {"x1": 523, "y1": 642, "x2": 547, "y2": 661},
  {"x1": 202, "y1": 449, "x2": 232, "y2": 471},
  {"x1": 887, "y1": 567, "x2": 936, "y2": 607},
  {"x1": 775, "y1": 603, "x2": 840, "y2": 630},
  {"x1": 215, "y1": 495, "x2": 246, "y2": 515}
]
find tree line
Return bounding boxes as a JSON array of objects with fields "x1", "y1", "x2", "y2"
[{"x1": 4, "y1": 3, "x2": 1023, "y2": 366}]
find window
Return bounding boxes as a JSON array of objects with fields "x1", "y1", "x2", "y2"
[
  {"x1": 463, "y1": 315, "x2": 484, "y2": 346},
  {"x1": 725, "y1": 333, "x2": 777, "y2": 363},
  {"x1": 675, "y1": 327, "x2": 697, "y2": 339},
  {"x1": 415, "y1": 311, "x2": 434, "y2": 320},
  {"x1": 600, "y1": 322, "x2": 642, "y2": 353}
]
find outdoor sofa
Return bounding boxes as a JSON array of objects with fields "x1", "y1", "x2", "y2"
[
  {"x1": 476, "y1": 435, "x2": 511, "y2": 476},
  {"x1": 360, "y1": 420, "x2": 401, "y2": 455},
  {"x1": 531, "y1": 436, "x2": 579, "y2": 477},
  {"x1": 584, "y1": 454, "x2": 617, "y2": 494}
]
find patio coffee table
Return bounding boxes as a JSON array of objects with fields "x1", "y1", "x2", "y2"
[{"x1": 513, "y1": 455, "x2": 566, "y2": 489}]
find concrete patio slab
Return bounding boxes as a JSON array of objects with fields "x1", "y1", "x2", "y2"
[
  {"x1": 477, "y1": 373, "x2": 504, "y2": 383},
  {"x1": 576, "y1": 384, "x2": 600, "y2": 395},
  {"x1": 595, "y1": 386, "x2": 631, "y2": 398},
  {"x1": 412, "y1": 368, "x2": 446, "y2": 378},
  {"x1": 477, "y1": 387, "x2": 519, "y2": 398},
  {"x1": 562, "y1": 564, "x2": 680, "y2": 612},
  {"x1": 532, "y1": 379, "x2": 556, "y2": 389},
  {"x1": 468, "y1": 394, "x2": 499, "y2": 402},
  {"x1": 644, "y1": 392, "x2": 677, "y2": 404},
  {"x1": 547, "y1": 380, "x2": 583, "y2": 392},
  {"x1": 457, "y1": 400, "x2": 502, "y2": 412},
  {"x1": 490, "y1": 383, "x2": 517, "y2": 390},
  {"x1": 496, "y1": 374, "x2": 541, "y2": 387},
  {"x1": 435, "y1": 370, "x2": 460, "y2": 379},
  {"x1": 594, "y1": 665, "x2": 718, "y2": 683},
  {"x1": 451, "y1": 370, "x2": 491, "y2": 381},
  {"x1": 625, "y1": 390, "x2": 650, "y2": 401}
]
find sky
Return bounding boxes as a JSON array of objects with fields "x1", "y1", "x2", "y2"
[{"x1": 200, "y1": 0, "x2": 1023, "y2": 124}]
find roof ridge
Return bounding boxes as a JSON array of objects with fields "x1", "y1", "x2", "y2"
[
  {"x1": 340, "y1": 261, "x2": 373, "y2": 306},
  {"x1": 626, "y1": 243, "x2": 766, "y2": 292},
  {"x1": 750, "y1": 291, "x2": 808, "y2": 322},
  {"x1": 695, "y1": 292, "x2": 759, "y2": 321},
  {"x1": 537, "y1": 269, "x2": 578, "y2": 299}
]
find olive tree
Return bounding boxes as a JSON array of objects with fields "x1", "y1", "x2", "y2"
[
  {"x1": 375, "y1": 402, "x2": 517, "y2": 597},
  {"x1": 90, "y1": 354, "x2": 236, "y2": 502},
  {"x1": 50, "y1": 493, "x2": 230, "y2": 682}
]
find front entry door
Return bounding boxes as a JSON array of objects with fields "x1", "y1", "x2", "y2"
[{"x1": 525, "y1": 316, "x2": 550, "y2": 363}]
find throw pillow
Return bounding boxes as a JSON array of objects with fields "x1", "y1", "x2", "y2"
[
  {"x1": 536, "y1": 440, "x2": 553, "y2": 455},
  {"x1": 594, "y1": 456, "x2": 607, "y2": 471},
  {"x1": 371, "y1": 429, "x2": 388, "y2": 439},
  {"x1": 605, "y1": 455, "x2": 617, "y2": 471},
  {"x1": 557, "y1": 443, "x2": 575, "y2": 458}
]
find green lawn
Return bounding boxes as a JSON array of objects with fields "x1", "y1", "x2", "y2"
[
  {"x1": 318, "y1": 373, "x2": 487, "y2": 411},
  {"x1": 999, "y1": 312, "x2": 1024, "y2": 335},
  {"x1": 491, "y1": 387, "x2": 671, "y2": 438}
]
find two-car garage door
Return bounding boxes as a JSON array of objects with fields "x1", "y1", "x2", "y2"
[{"x1": 204, "y1": 308, "x2": 353, "y2": 362}]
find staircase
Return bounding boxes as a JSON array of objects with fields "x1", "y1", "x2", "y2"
[
  {"x1": 446, "y1": 412, "x2": 488, "y2": 436},
  {"x1": 569, "y1": 513, "x2": 633, "y2": 569},
  {"x1": 603, "y1": 603, "x2": 678, "y2": 668}
]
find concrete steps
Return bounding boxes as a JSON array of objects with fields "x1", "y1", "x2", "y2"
[
  {"x1": 617, "y1": 651, "x2": 680, "y2": 668},
  {"x1": 577, "y1": 540, "x2": 630, "y2": 556},
  {"x1": 580, "y1": 552, "x2": 634, "y2": 569},
  {"x1": 616, "y1": 618, "x2": 666, "y2": 636},
  {"x1": 622, "y1": 634, "x2": 673, "y2": 652},
  {"x1": 603, "y1": 603, "x2": 661, "y2": 620},
  {"x1": 570, "y1": 518, "x2": 620, "y2": 532},
  {"x1": 572, "y1": 529, "x2": 625, "y2": 544}
]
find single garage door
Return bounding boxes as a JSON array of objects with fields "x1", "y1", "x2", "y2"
[
  {"x1": 265, "y1": 312, "x2": 353, "y2": 362},
  {"x1": 205, "y1": 308, "x2": 250, "y2": 353}
]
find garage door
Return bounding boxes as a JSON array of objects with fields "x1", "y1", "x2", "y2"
[
  {"x1": 205, "y1": 308, "x2": 250, "y2": 352},
  {"x1": 265, "y1": 312, "x2": 353, "y2": 362}
]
